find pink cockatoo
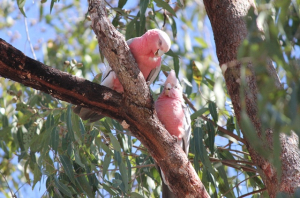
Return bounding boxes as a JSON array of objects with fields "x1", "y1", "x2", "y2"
[
  {"x1": 101, "y1": 28, "x2": 171, "y2": 92},
  {"x1": 74, "y1": 29, "x2": 171, "y2": 122},
  {"x1": 155, "y1": 70, "x2": 191, "y2": 198}
]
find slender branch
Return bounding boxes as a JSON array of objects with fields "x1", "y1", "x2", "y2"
[
  {"x1": 217, "y1": 147, "x2": 250, "y2": 156},
  {"x1": 209, "y1": 157, "x2": 254, "y2": 166},
  {"x1": 238, "y1": 188, "x2": 267, "y2": 198},
  {"x1": 222, "y1": 174, "x2": 259, "y2": 196},
  {"x1": 0, "y1": 171, "x2": 16, "y2": 198},
  {"x1": 24, "y1": 17, "x2": 36, "y2": 60}
]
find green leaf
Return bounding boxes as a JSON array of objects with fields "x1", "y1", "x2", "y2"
[
  {"x1": 67, "y1": 105, "x2": 75, "y2": 141},
  {"x1": 125, "y1": 13, "x2": 139, "y2": 40},
  {"x1": 108, "y1": 133, "x2": 121, "y2": 152},
  {"x1": 79, "y1": 118, "x2": 85, "y2": 137},
  {"x1": 169, "y1": 16, "x2": 177, "y2": 38},
  {"x1": 59, "y1": 155, "x2": 75, "y2": 184},
  {"x1": 102, "y1": 154, "x2": 111, "y2": 178},
  {"x1": 153, "y1": 0, "x2": 177, "y2": 17},
  {"x1": 33, "y1": 164, "x2": 42, "y2": 189},
  {"x1": 161, "y1": 64, "x2": 171, "y2": 71},
  {"x1": 102, "y1": 182, "x2": 117, "y2": 195},
  {"x1": 17, "y1": 0, "x2": 27, "y2": 17},
  {"x1": 216, "y1": 163, "x2": 234, "y2": 198},
  {"x1": 1, "y1": 115, "x2": 8, "y2": 128},
  {"x1": 209, "y1": 101, "x2": 218, "y2": 123},
  {"x1": 165, "y1": 49, "x2": 179, "y2": 58},
  {"x1": 114, "y1": 172, "x2": 126, "y2": 192},
  {"x1": 17, "y1": 0, "x2": 26, "y2": 8},
  {"x1": 119, "y1": 161, "x2": 129, "y2": 192},
  {"x1": 74, "y1": 150, "x2": 84, "y2": 168},
  {"x1": 112, "y1": 179, "x2": 122, "y2": 187},
  {"x1": 190, "y1": 107, "x2": 209, "y2": 120},
  {"x1": 50, "y1": 0, "x2": 57, "y2": 13},
  {"x1": 17, "y1": 114, "x2": 32, "y2": 125},
  {"x1": 173, "y1": 56, "x2": 179, "y2": 78},
  {"x1": 130, "y1": 192, "x2": 145, "y2": 198},
  {"x1": 118, "y1": 0, "x2": 128, "y2": 8},
  {"x1": 24, "y1": 160, "x2": 30, "y2": 183},
  {"x1": 50, "y1": 127, "x2": 59, "y2": 153},
  {"x1": 95, "y1": 138, "x2": 113, "y2": 155},
  {"x1": 114, "y1": 150, "x2": 122, "y2": 165},
  {"x1": 139, "y1": 0, "x2": 149, "y2": 35},
  {"x1": 54, "y1": 176, "x2": 73, "y2": 197},
  {"x1": 77, "y1": 176, "x2": 95, "y2": 198},
  {"x1": 194, "y1": 127, "x2": 216, "y2": 177},
  {"x1": 176, "y1": 0, "x2": 183, "y2": 8},
  {"x1": 17, "y1": 127, "x2": 25, "y2": 151},
  {"x1": 206, "y1": 121, "x2": 215, "y2": 154}
]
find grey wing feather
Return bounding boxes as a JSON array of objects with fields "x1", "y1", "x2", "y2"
[
  {"x1": 72, "y1": 66, "x2": 113, "y2": 122},
  {"x1": 146, "y1": 65, "x2": 161, "y2": 85},
  {"x1": 154, "y1": 163, "x2": 176, "y2": 198},
  {"x1": 182, "y1": 102, "x2": 191, "y2": 156},
  {"x1": 126, "y1": 38, "x2": 135, "y2": 46}
]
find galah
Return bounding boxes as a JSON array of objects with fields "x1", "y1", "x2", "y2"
[
  {"x1": 101, "y1": 28, "x2": 171, "y2": 91},
  {"x1": 155, "y1": 70, "x2": 191, "y2": 198},
  {"x1": 74, "y1": 29, "x2": 171, "y2": 122}
]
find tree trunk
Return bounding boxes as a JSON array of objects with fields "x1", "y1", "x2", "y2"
[{"x1": 203, "y1": 0, "x2": 300, "y2": 197}]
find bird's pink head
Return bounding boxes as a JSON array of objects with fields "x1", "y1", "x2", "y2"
[
  {"x1": 162, "y1": 70, "x2": 183, "y2": 99},
  {"x1": 143, "y1": 29, "x2": 171, "y2": 57}
]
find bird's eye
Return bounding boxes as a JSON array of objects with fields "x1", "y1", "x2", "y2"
[
  {"x1": 158, "y1": 39, "x2": 162, "y2": 46},
  {"x1": 175, "y1": 86, "x2": 178, "y2": 89}
]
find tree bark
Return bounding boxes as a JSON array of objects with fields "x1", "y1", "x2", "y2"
[
  {"x1": 203, "y1": 0, "x2": 300, "y2": 197},
  {"x1": 0, "y1": 0, "x2": 210, "y2": 197}
]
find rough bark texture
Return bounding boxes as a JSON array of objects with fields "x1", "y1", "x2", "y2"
[
  {"x1": 203, "y1": 0, "x2": 300, "y2": 197},
  {"x1": 0, "y1": 1, "x2": 210, "y2": 197}
]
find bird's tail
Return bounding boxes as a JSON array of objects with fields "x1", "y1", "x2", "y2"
[
  {"x1": 73, "y1": 106, "x2": 104, "y2": 123},
  {"x1": 154, "y1": 163, "x2": 176, "y2": 198}
]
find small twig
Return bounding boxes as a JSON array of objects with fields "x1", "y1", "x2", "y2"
[
  {"x1": 0, "y1": 171, "x2": 16, "y2": 198},
  {"x1": 238, "y1": 188, "x2": 267, "y2": 198},
  {"x1": 217, "y1": 147, "x2": 250, "y2": 156},
  {"x1": 222, "y1": 174, "x2": 259, "y2": 196},
  {"x1": 132, "y1": 145, "x2": 147, "y2": 152},
  {"x1": 24, "y1": 17, "x2": 36, "y2": 60},
  {"x1": 221, "y1": 141, "x2": 233, "y2": 148},
  {"x1": 209, "y1": 157, "x2": 254, "y2": 166},
  {"x1": 131, "y1": 164, "x2": 155, "y2": 169}
]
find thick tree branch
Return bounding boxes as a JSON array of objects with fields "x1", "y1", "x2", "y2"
[
  {"x1": 203, "y1": 0, "x2": 300, "y2": 197},
  {"x1": 0, "y1": 38, "x2": 123, "y2": 120}
]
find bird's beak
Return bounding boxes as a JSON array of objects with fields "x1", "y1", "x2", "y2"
[
  {"x1": 164, "y1": 83, "x2": 172, "y2": 96},
  {"x1": 155, "y1": 49, "x2": 165, "y2": 57}
]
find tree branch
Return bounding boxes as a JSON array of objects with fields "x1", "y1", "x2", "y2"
[{"x1": 0, "y1": 38, "x2": 122, "y2": 120}]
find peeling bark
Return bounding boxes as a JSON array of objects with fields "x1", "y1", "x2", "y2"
[{"x1": 203, "y1": 0, "x2": 300, "y2": 197}]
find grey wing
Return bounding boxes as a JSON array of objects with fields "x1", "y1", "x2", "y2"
[
  {"x1": 72, "y1": 66, "x2": 113, "y2": 122},
  {"x1": 126, "y1": 38, "x2": 135, "y2": 46},
  {"x1": 146, "y1": 65, "x2": 161, "y2": 85},
  {"x1": 182, "y1": 103, "x2": 191, "y2": 156}
]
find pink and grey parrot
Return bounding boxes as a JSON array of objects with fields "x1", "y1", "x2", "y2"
[
  {"x1": 155, "y1": 70, "x2": 191, "y2": 198},
  {"x1": 74, "y1": 29, "x2": 171, "y2": 122}
]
